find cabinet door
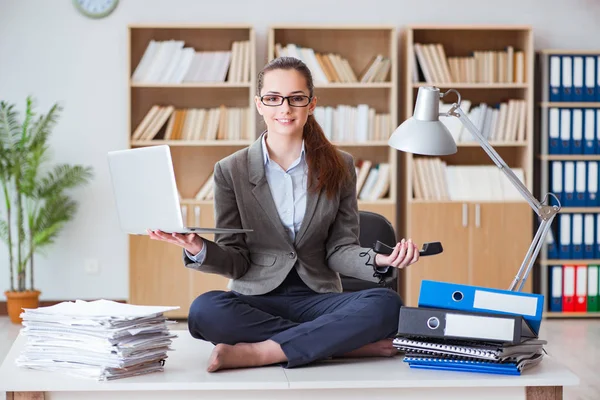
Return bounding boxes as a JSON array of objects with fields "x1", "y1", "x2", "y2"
[
  {"x1": 469, "y1": 202, "x2": 533, "y2": 292},
  {"x1": 189, "y1": 203, "x2": 230, "y2": 308},
  {"x1": 404, "y1": 202, "x2": 471, "y2": 306},
  {"x1": 130, "y1": 235, "x2": 192, "y2": 319}
]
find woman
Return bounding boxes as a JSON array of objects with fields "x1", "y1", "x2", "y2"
[{"x1": 148, "y1": 57, "x2": 420, "y2": 372}]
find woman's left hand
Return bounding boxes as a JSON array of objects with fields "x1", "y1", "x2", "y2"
[{"x1": 374, "y1": 238, "x2": 419, "y2": 269}]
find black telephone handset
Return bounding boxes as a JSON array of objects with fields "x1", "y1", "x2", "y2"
[{"x1": 373, "y1": 240, "x2": 443, "y2": 257}]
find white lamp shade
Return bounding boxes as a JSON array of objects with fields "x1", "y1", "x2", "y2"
[
  {"x1": 388, "y1": 86, "x2": 458, "y2": 156},
  {"x1": 388, "y1": 118, "x2": 457, "y2": 156}
]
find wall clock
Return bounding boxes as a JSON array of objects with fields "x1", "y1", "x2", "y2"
[{"x1": 73, "y1": 0, "x2": 119, "y2": 19}]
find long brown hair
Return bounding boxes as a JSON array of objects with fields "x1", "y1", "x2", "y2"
[{"x1": 257, "y1": 57, "x2": 351, "y2": 199}]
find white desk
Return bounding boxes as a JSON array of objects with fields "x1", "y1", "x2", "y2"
[{"x1": 0, "y1": 330, "x2": 579, "y2": 400}]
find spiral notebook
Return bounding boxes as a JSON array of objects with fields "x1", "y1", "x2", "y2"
[
  {"x1": 403, "y1": 353, "x2": 544, "y2": 376},
  {"x1": 393, "y1": 337, "x2": 547, "y2": 362}
]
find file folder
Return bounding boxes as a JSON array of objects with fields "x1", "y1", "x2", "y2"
[
  {"x1": 563, "y1": 161, "x2": 575, "y2": 206},
  {"x1": 584, "y1": 56, "x2": 596, "y2": 102},
  {"x1": 571, "y1": 214, "x2": 583, "y2": 259},
  {"x1": 563, "y1": 265, "x2": 576, "y2": 312},
  {"x1": 559, "y1": 214, "x2": 571, "y2": 259},
  {"x1": 550, "y1": 161, "x2": 563, "y2": 206},
  {"x1": 572, "y1": 109, "x2": 583, "y2": 154},
  {"x1": 597, "y1": 110, "x2": 600, "y2": 152},
  {"x1": 549, "y1": 265, "x2": 563, "y2": 312},
  {"x1": 573, "y1": 56, "x2": 584, "y2": 102},
  {"x1": 547, "y1": 227, "x2": 559, "y2": 259},
  {"x1": 397, "y1": 306, "x2": 537, "y2": 345},
  {"x1": 587, "y1": 161, "x2": 598, "y2": 206},
  {"x1": 403, "y1": 354, "x2": 543, "y2": 376},
  {"x1": 584, "y1": 214, "x2": 595, "y2": 259},
  {"x1": 575, "y1": 162, "x2": 586, "y2": 206},
  {"x1": 597, "y1": 214, "x2": 600, "y2": 259},
  {"x1": 575, "y1": 265, "x2": 588, "y2": 312},
  {"x1": 549, "y1": 56, "x2": 561, "y2": 102},
  {"x1": 597, "y1": 56, "x2": 600, "y2": 101},
  {"x1": 587, "y1": 265, "x2": 598, "y2": 312},
  {"x1": 560, "y1": 109, "x2": 572, "y2": 154},
  {"x1": 562, "y1": 55, "x2": 573, "y2": 101},
  {"x1": 548, "y1": 108, "x2": 560, "y2": 154},
  {"x1": 584, "y1": 109, "x2": 595, "y2": 154},
  {"x1": 418, "y1": 280, "x2": 543, "y2": 334}
]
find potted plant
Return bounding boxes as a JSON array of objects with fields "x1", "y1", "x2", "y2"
[{"x1": 0, "y1": 97, "x2": 93, "y2": 323}]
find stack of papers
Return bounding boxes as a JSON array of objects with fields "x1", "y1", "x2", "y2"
[{"x1": 15, "y1": 299, "x2": 180, "y2": 380}]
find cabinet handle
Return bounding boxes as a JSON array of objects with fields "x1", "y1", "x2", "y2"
[
  {"x1": 462, "y1": 203, "x2": 468, "y2": 227},
  {"x1": 475, "y1": 204, "x2": 481, "y2": 228}
]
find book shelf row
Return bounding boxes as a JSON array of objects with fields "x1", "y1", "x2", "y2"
[
  {"x1": 355, "y1": 161, "x2": 390, "y2": 201},
  {"x1": 413, "y1": 43, "x2": 525, "y2": 84},
  {"x1": 547, "y1": 108, "x2": 600, "y2": 155},
  {"x1": 131, "y1": 39, "x2": 251, "y2": 84},
  {"x1": 440, "y1": 98, "x2": 528, "y2": 143},
  {"x1": 275, "y1": 43, "x2": 390, "y2": 84},
  {"x1": 412, "y1": 158, "x2": 526, "y2": 202},
  {"x1": 549, "y1": 160, "x2": 598, "y2": 208},
  {"x1": 547, "y1": 264, "x2": 599, "y2": 313},
  {"x1": 548, "y1": 54, "x2": 600, "y2": 102},
  {"x1": 132, "y1": 105, "x2": 252, "y2": 142},
  {"x1": 547, "y1": 213, "x2": 600, "y2": 260},
  {"x1": 313, "y1": 105, "x2": 391, "y2": 143}
]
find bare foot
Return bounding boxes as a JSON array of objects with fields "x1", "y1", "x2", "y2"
[
  {"x1": 207, "y1": 341, "x2": 287, "y2": 372},
  {"x1": 340, "y1": 339, "x2": 398, "y2": 358}
]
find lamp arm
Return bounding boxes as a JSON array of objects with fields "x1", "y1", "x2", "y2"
[
  {"x1": 448, "y1": 105, "x2": 561, "y2": 292},
  {"x1": 451, "y1": 106, "x2": 542, "y2": 212}
]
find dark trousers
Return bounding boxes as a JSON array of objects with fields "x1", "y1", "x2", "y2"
[{"x1": 187, "y1": 268, "x2": 402, "y2": 368}]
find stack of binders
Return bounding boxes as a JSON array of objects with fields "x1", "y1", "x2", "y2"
[{"x1": 394, "y1": 280, "x2": 546, "y2": 375}]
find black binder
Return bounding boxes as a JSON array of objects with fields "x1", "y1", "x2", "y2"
[{"x1": 397, "y1": 306, "x2": 537, "y2": 345}]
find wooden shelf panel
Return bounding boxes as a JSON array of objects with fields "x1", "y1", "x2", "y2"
[
  {"x1": 457, "y1": 141, "x2": 528, "y2": 147},
  {"x1": 557, "y1": 207, "x2": 600, "y2": 213},
  {"x1": 315, "y1": 83, "x2": 393, "y2": 89},
  {"x1": 131, "y1": 140, "x2": 253, "y2": 147},
  {"x1": 414, "y1": 83, "x2": 529, "y2": 89},
  {"x1": 539, "y1": 102, "x2": 600, "y2": 108},
  {"x1": 539, "y1": 49, "x2": 600, "y2": 55},
  {"x1": 130, "y1": 82, "x2": 252, "y2": 88},
  {"x1": 541, "y1": 259, "x2": 600, "y2": 265},
  {"x1": 540, "y1": 155, "x2": 600, "y2": 161},
  {"x1": 544, "y1": 312, "x2": 600, "y2": 318},
  {"x1": 410, "y1": 199, "x2": 528, "y2": 204},
  {"x1": 333, "y1": 141, "x2": 390, "y2": 147}
]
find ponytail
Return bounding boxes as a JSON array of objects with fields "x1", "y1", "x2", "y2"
[{"x1": 303, "y1": 115, "x2": 351, "y2": 199}]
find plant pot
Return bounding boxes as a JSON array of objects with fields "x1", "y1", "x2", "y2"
[{"x1": 4, "y1": 290, "x2": 41, "y2": 324}]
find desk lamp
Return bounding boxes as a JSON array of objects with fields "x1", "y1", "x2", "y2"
[{"x1": 389, "y1": 86, "x2": 561, "y2": 292}]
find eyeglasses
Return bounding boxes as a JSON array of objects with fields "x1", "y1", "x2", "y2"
[{"x1": 260, "y1": 95, "x2": 312, "y2": 107}]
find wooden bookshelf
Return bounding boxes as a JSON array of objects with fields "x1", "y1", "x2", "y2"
[
  {"x1": 267, "y1": 25, "x2": 398, "y2": 228},
  {"x1": 537, "y1": 49, "x2": 600, "y2": 318},
  {"x1": 401, "y1": 25, "x2": 535, "y2": 306},
  {"x1": 127, "y1": 24, "x2": 256, "y2": 318}
]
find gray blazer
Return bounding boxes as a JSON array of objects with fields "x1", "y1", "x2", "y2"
[{"x1": 183, "y1": 134, "x2": 382, "y2": 295}]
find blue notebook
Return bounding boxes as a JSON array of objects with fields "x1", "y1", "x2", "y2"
[{"x1": 403, "y1": 354, "x2": 543, "y2": 376}]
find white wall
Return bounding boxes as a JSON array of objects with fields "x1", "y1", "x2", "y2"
[{"x1": 0, "y1": 0, "x2": 599, "y2": 301}]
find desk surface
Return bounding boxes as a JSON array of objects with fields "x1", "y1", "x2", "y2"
[{"x1": 0, "y1": 330, "x2": 580, "y2": 393}]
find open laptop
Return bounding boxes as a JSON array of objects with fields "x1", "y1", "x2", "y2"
[{"x1": 107, "y1": 145, "x2": 252, "y2": 235}]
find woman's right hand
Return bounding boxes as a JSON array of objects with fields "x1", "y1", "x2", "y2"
[{"x1": 147, "y1": 229, "x2": 204, "y2": 256}]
